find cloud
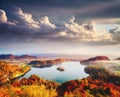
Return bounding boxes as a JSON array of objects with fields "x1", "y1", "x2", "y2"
[
  {"x1": 93, "y1": 18, "x2": 120, "y2": 24},
  {"x1": 11, "y1": 7, "x2": 40, "y2": 29},
  {"x1": 109, "y1": 27, "x2": 120, "y2": 43},
  {"x1": 0, "y1": 6, "x2": 120, "y2": 46},
  {"x1": 40, "y1": 16, "x2": 55, "y2": 28},
  {"x1": 0, "y1": 9, "x2": 7, "y2": 23},
  {"x1": 33, "y1": 16, "x2": 67, "y2": 39},
  {"x1": 64, "y1": 16, "x2": 113, "y2": 44},
  {"x1": 1, "y1": 0, "x2": 120, "y2": 23},
  {"x1": 0, "y1": 7, "x2": 67, "y2": 42},
  {"x1": 39, "y1": 16, "x2": 56, "y2": 33},
  {"x1": 0, "y1": 7, "x2": 39, "y2": 43}
]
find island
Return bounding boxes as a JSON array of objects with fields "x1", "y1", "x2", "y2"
[
  {"x1": 57, "y1": 66, "x2": 65, "y2": 71},
  {"x1": 28, "y1": 58, "x2": 65, "y2": 68}
]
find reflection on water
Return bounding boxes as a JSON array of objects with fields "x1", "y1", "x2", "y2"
[{"x1": 23, "y1": 61, "x2": 89, "y2": 83}]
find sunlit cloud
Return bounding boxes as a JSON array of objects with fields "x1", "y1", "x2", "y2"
[{"x1": 0, "y1": 6, "x2": 120, "y2": 47}]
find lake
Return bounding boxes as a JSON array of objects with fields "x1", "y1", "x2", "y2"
[{"x1": 23, "y1": 61, "x2": 89, "y2": 83}]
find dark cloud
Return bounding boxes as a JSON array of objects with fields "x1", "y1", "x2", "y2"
[
  {"x1": 0, "y1": 5, "x2": 120, "y2": 47},
  {"x1": 0, "y1": 0, "x2": 109, "y2": 8},
  {"x1": 0, "y1": 1, "x2": 119, "y2": 55},
  {"x1": 0, "y1": 0, "x2": 120, "y2": 20},
  {"x1": 0, "y1": 0, "x2": 117, "y2": 8},
  {"x1": 0, "y1": 7, "x2": 67, "y2": 43},
  {"x1": 0, "y1": 0, "x2": 120, "y2": 49}
]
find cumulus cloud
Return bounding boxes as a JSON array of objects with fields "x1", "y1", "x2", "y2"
[
  {"x1": 64, "y1": 16, "x2": 113, "y2": 43},
  {"x1": 33, "y1": 16, "x2": 67, "y2": 39},
  {"x1": 39, "y1": 16, "x2": 56, "y2": 33},
  {"x1": 0, "y1": 6, "x2": 120, "y2": 46},
  {"x1": 0, "y1": 7, "x2": 67, "y2": 42},
  {"x1": 0, "y1": 7, "x2": 40, "y2": 34},
  {"x1": 0, "y1": 10, "x2": 7, "y2": 23},
  {"x1": 40, "y1": 16, "x2": 56, "y2": 28},
  {"x1": 11, "y1": 7, "x2": 40, "y2": 28},
  {"x1": 0, "y1": 7, "x2": 40, "y2": 42}
]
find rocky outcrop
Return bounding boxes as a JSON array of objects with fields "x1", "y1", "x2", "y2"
[{"x1": 81, "y1": 56, "x2": 110, "y2": 65}]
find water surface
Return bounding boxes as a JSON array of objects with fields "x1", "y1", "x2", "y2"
[{"x1": 23, "y1": 61, "x2": 89, "y2": 83}]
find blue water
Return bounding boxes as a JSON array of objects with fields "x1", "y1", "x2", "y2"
[{"x1": 23, "y1": 61, "x2": 89, "y2": 83}]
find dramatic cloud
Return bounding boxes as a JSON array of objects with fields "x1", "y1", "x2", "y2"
[
  {"x1": 0, "y1": 6, "x2": 119, "y2": 46},
  {"x1": 0, "y1": 0, "x2": 119, "y2": 55},
  {"x1": 12, "y1": 7, "x2": 40, "y2": 28},
  {"x1": 0, "y1": 7, "x2": 66, "y2": 42},
  {"x1": 40, "y1": 16, "x2": 55, "y2": 28},
  {"x1": 34, "y1": 16, "x2": 66, "y2": 38},
  {"x1": 0, "y1": 7, "x2": 39, "y2": 43},
  {"x1": 0, "y1": 0, "x2": 120, "y2": 21},
  {"x1": 64, "y1": 16, "x2": 113, "y2": 44}
]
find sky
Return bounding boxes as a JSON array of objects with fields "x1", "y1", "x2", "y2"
[{"x1": 0, "y1": 0, "x2": 120, "y2": 56}]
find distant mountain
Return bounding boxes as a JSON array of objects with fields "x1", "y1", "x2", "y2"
[
  {"x1": 0, "y1": 54, "x2": 37, "y2": 60},
  {"x1": 0, "y1": 54, "x2": 18, "y2": 59},
  {"x1": 81, "y1": 56, "x2": 110, "y2": 64},
  {"x1": 19, "y1": 55, "x2": 37, "y2": 59}
]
